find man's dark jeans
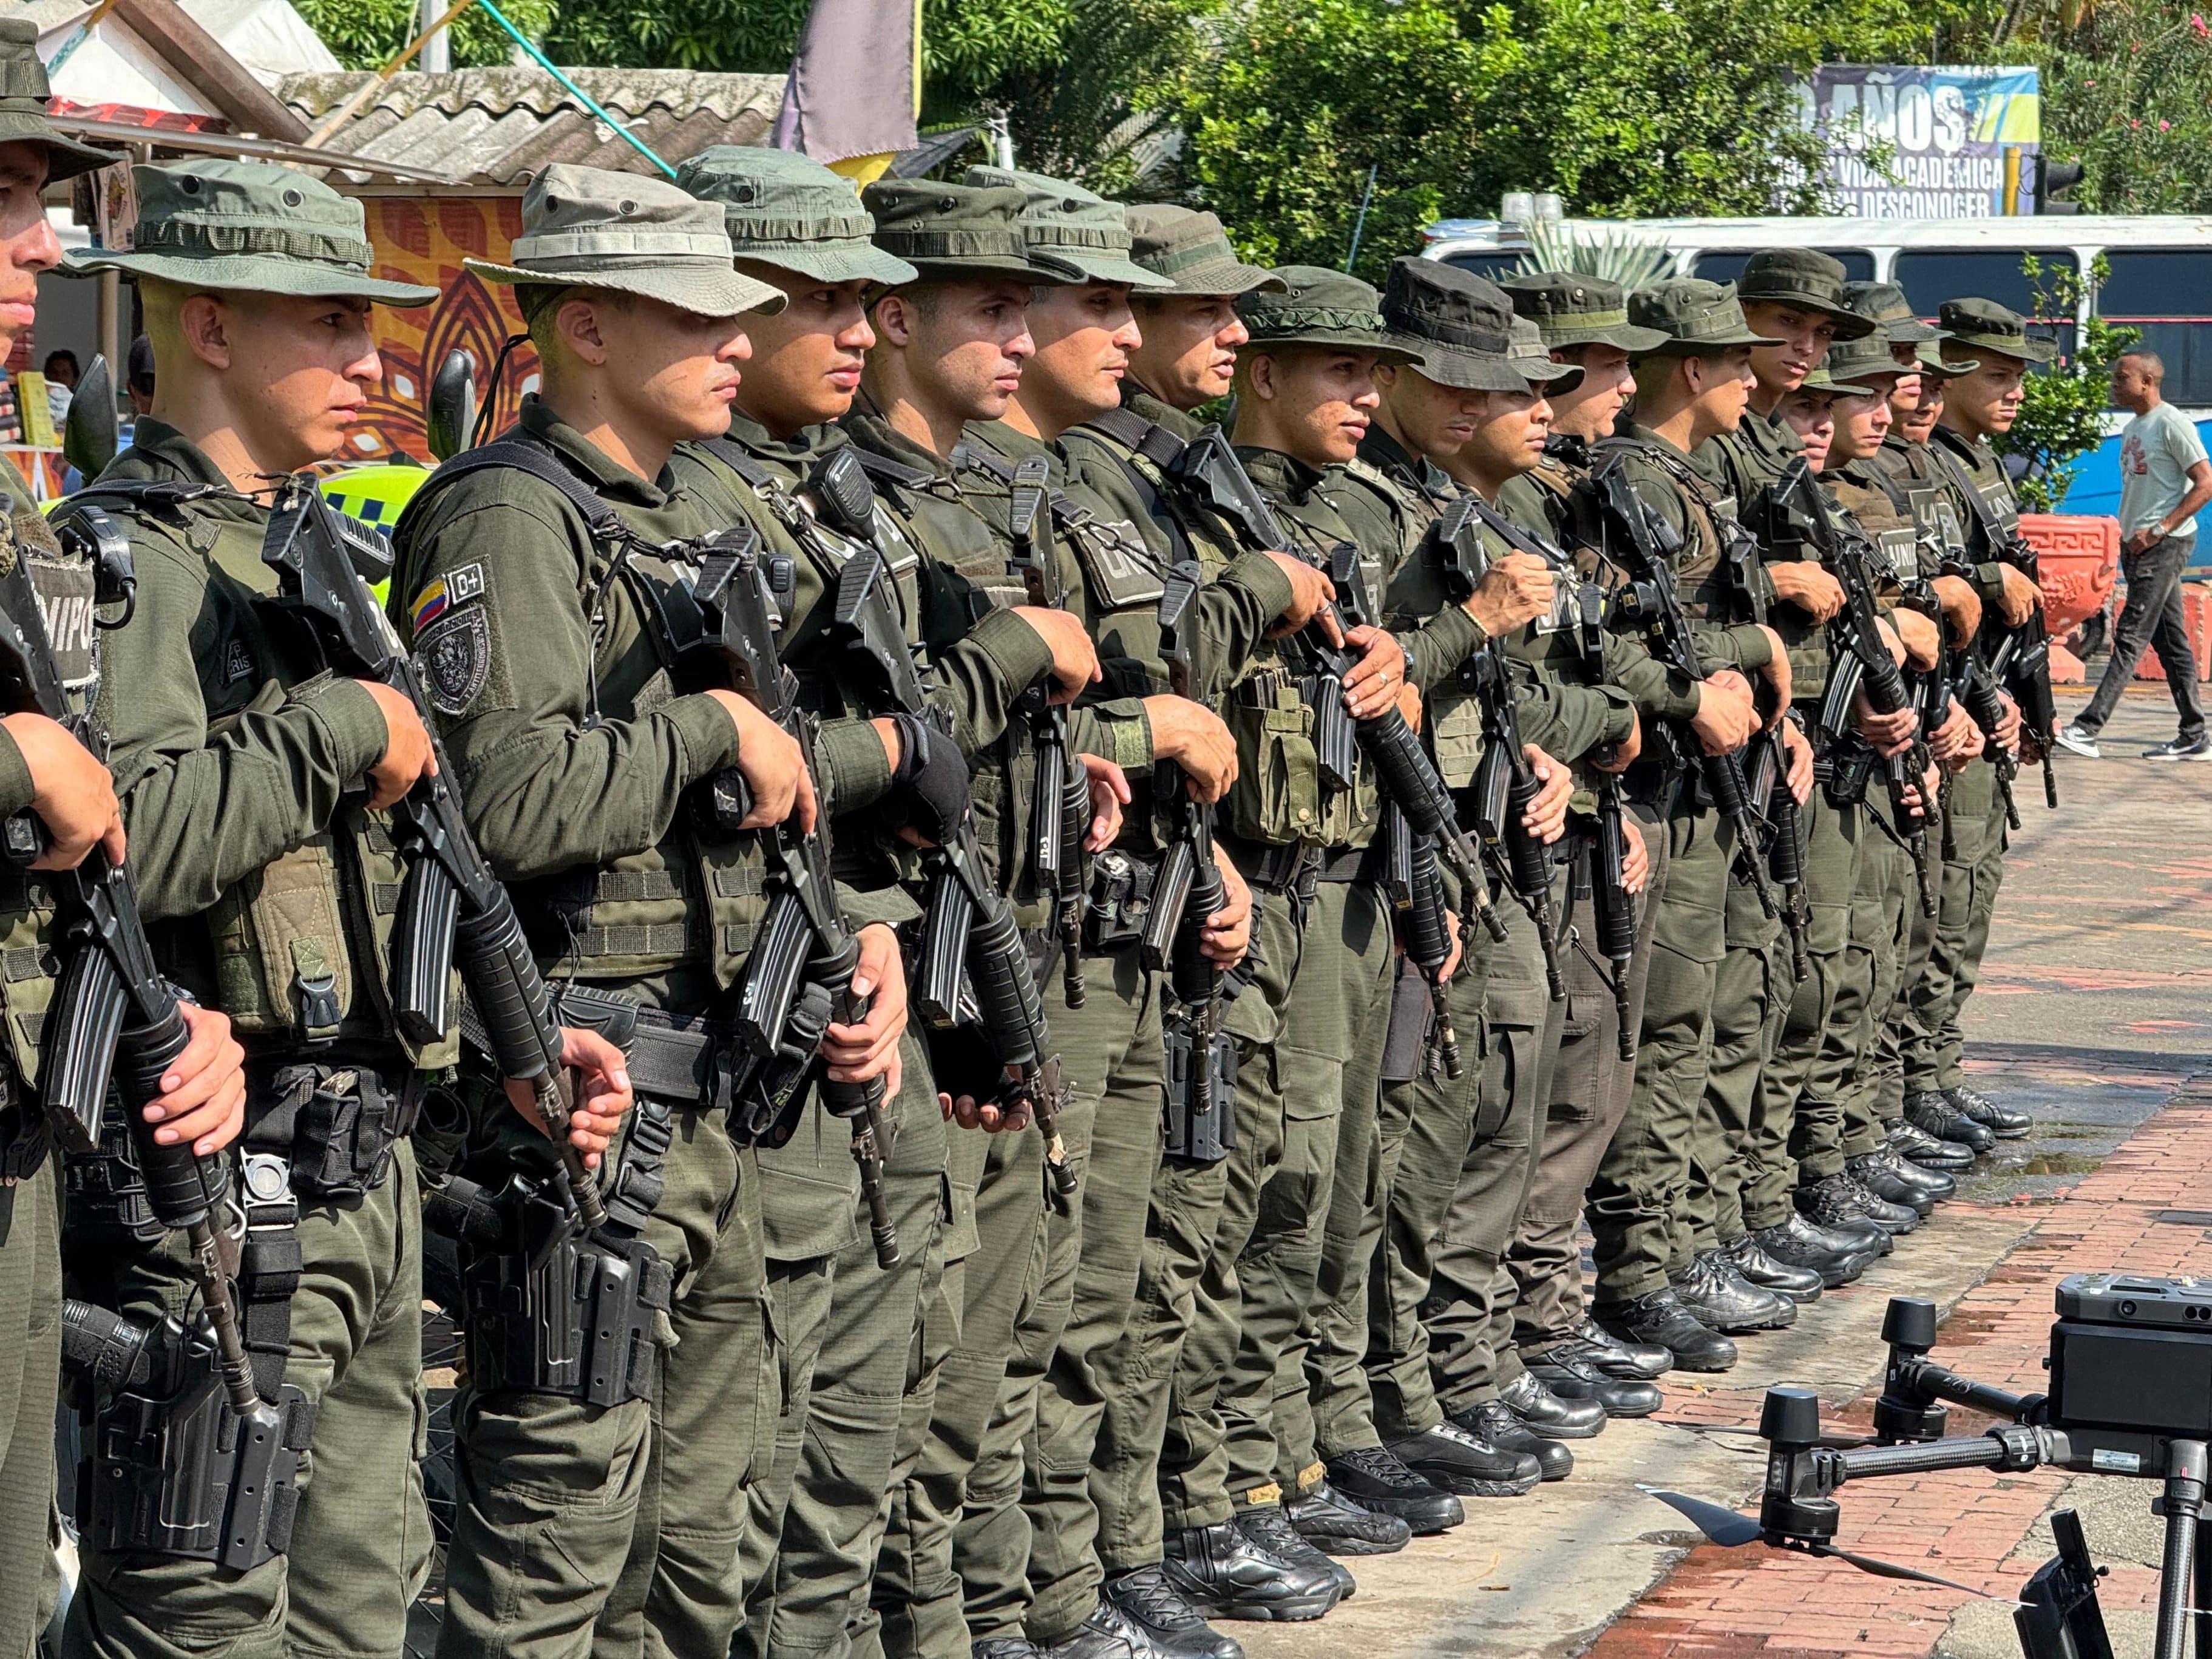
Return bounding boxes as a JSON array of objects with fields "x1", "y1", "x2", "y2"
[{"x1": 2078, "y1": 535, "x2": 2208, "y2": 740}]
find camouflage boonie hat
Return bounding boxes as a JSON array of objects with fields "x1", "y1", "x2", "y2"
[
  {"x1": 1628, "y1": 279, "x2": 1784, "y2": 355},
  {"x1": 1938, "y1": 297, "x2": 2057, "y2": 365},
  {"x1": 1380, "y1": 258, "x2": 1556, "y2": 392},
  {"x1": 1816, "y1": 330, "x2": 1909, "y2": 396},
  {"x1": 1842, "y1": 279, "x2": 1943, "y2": 344},
  {"x1": 1238, "y1": 266, "x2": 1426, "y2": 364},
  {"x1": 676, "y1": 147, "x2": 917, "y2": 287},
  {"x1": 0, "y1": 18, "x2": 115, "y2": 183},
  {"x1": 863, "y1": 180, "x2": 1062, "y2": 287},
  {"x1": 963, "y1": 166, "x2": 1170, "y2": 288},
  {"x1": 70, "y1": 159, "x2": 438, "y2": 305},
  {"x1": 1500, "y1": 271, "x2": 1668, "y2": 354},
  {"x1": 1124, "y1": 205, "x2": 1282, "y2": 297},
  {"x1": 1509, "y1": 316, "x2": 1583, "y2": 395},
  {"x1": 464, "y1": 164, "x2": 784, "y2": 318},
  {"x1": 1737, "y1": 248, "x2": 1878, "y2": 339}
]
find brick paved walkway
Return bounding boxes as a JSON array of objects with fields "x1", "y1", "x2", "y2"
[{"x1": 1586, "y1": 1091, "x2": 2212, "y2": 1659}]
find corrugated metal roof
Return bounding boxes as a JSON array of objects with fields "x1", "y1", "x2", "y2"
[{"x1": 278, "y1": 67, "x2": 784, "y2": 186}]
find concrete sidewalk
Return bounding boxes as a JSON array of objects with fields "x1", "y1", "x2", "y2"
[{"x1": 1238, "y1": 688, "x2": 2212, "y2": 1659}]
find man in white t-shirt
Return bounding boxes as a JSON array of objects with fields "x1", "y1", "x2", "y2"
[{"x1": 2060, "y1": 348, "x2": 2212, "y2": 758}]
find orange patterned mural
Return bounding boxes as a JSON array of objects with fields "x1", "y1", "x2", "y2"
[{"x1": 345, "y1": 195, "x2": 542, "y2": 466}]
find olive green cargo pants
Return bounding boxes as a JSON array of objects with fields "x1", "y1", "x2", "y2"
[
  {"x1": 1505, "y1": 799, "x2": 1669, "y2": 1355},
  {"x1": 71, "y1": 1143, "x2": 430, "y2": 1659},
  {"x1": 1678, "y1": 860, "x2": 1785, "y2": 1264},
  {"x1": 0, "y1": 1166, "x2": 59, "y2": 1659},
  {"x1": 1870, "y1": 798, "x2": 1942, "y2": 1136},
  {"x1": 1586, "y1": 798, "x2": 1729, "y2": 1304},
  {"x1": 1902, "y1": 755, "x2": 2000, "y2": 1095},
  {"x1": 1839, "y1": 822, "x2": 1915, "y2": 1161}
]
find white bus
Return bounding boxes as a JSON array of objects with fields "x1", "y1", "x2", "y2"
[{"x1": 1422, "y1": 214, "x2": 2212, "y2": 541}]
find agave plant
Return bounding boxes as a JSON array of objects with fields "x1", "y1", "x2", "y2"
[{"x1": 1515, "y1": 219, "x2": 1674, "y2": 291}]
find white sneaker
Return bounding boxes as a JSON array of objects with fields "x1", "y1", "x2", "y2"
[
  {"x1": 2144, "y1": 735, "x2": 2212, "y2": 760},
  {"x1": 2054, "y1": 723, "x2": 2102, "y2": 759}
]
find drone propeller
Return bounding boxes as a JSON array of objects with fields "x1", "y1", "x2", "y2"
[{"x1": 1640, "y1": 1489, "x2": 1993, "y2": 1598}]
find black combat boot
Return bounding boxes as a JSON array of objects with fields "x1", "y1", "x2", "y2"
[
  {"x1": 1796, "y1": 1173, "x2": 1899, "y2": 1249},
  {"x1": 1320, "y1": 1447, "x2": 1464, "y2": 1535},
  {"x1": 1671, "y1": 1249, "x2": 1794, "y2": 1333},
  {"x1": 1572, "y1": 1314, "x2": 1672, "y2": 1379},
  {"x1": 1385, "y1": 1422, "x2": 1543, "y2": 1496},
  {"x1": 1592, "y1": 1286, "x2": 1737, "y2": 1372},
  {"x1": 1283, "y1": 1478, "x2": 1411, "y2": 1557},
  {"x1": 1905, "y1": 1089, "x2": 1996, "y2": 1153},
  {"x1": 1889, "y1": 1118, "x2": 1974, "y2": 1170},
  {"x1": 1749, "y1": 1212, "x2": 1874, "y2": 1288},
  {"x1": 1162, "y1": 1519, "x2": 1342, "y2": 1623},
  {"x1": 1037, "y1": 1596, "x2": 1167, "y2": 1659},
  {"x1": 1236, "y1": 1502, "x2": 1355, "y2": 1600},
  {"x1": 1723, "y1": 1232, "x2": 1824, "y2": 1301},
  {"x1": 1498, "y1": 1371, "x2": 1611, "y2": 1437},
  {"x1": 1101, "y1": 1567, "x2": 1244, "y2": 1659},
  {"x1": 1524, "y1": 1343, "x2": 1664, "y2": 1417},
  {"x1": 1846, "y1": 1151, "x2": 1937, "y2": 1215},
  {"x1": 1945, "y1": 1082, "x2": 2030, "y2": 1139},
  {"x1": 1452, "y1": 1400, "x2": 1576, "y2": 1480},
  {"x1": 976, "y1": 1641, "x2": 1051, "y2": 1659},
  {"x1": 1842, "y1": 1171, "x2": 1921, "y2": 1233},
  {"x1": 1862, "y1": 1146, "x2": 1954, "y2": 1202}
]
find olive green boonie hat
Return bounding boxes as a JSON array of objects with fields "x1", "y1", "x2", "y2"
[
  {"x1": 1500, "y1": 271, "x2": 1668, "y2": 354},
  {"x1": 1629, "y1": 279, "x2": 1784, "y2": 355},
  {"x1": 69, "y1": 159, "x2": 437, "y2": 305},
  {"x1": 0, "y1": 18, "x2": 113, "y2": 183},
  {"x1": 861, "y1": 179, "x2": 1062, "y2": 288},
  {"x1": 1736, "y1": 248, "x2": 1877, "y2": 339},
  {"x1": 1379, "y1": 258, "x2": 1536, "y2": 392},
  {"x1": 1938, "y1": 297, "x2": 2057, "y2": 365},
  {"x1": 463, "y1": 164, "x2": 784, "y2": 319},
  {"x1": 1124, "y1": 205, "x2": 1282, "y2": 297},
  {"x1": 675, "y1": 146, "x2": 917, "y2": 288},
  {"x1": 963, "y1": 166, "x2": 1170, "y2": 290},
  {"x1": 1817, "y1": 330, "x2": 1908, "y2": 396},
  {"x1": 1238, "y1": 266, "x2": 1425, "y2": 365},
  {"x1": 1915, "y1": 339, "x2": 1978, "y2": 378},
  {"x1": 1508, "y1": 316, "x2": 1583, "y2": 395},
  {"x1": 1842, "y1": 279, "x2": 1942, "y2": 344}
]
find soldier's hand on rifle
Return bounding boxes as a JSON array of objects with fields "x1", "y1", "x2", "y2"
[
  {"x1": 1340, "y1": 625, "x2": 1406, "y2": 721},
  {"x1": 1142, "y1": 696, "x2": 1238, "y2": 803},
  {"x1": 1621, "y1": 816, "x2": 1650, "y2": 896},
  {"x1": 1781, "y1": 721, "x2": 1815, "y2": 805},
  {"x1": 1521, "y1": 746, "x2": 1573, "y2": 844},
  {"x1": 1887, "y1": 610, "x2": 1941, "y2": 671},
  {"x1": 504, "y1": 1027, "x2": 634, "y2": 1169},
  {"x1": 1994, "y1": 690, "x2": 2024, "y2": 753},
  {"x1": 1014, "y1": 606, "x2": 1102, "y2": 704},
  {"x1": 1853, "y1": 693, "x2": 1920, "y2": 758},
  {"x1": 708, "y1": 690, "x2": 818, "y2": 833},
  {"x1": 1766, "y1": 560, "x2": 1844, "y2": 623},
  {"x1": 1929, "y1": 699, "x2": 1979, "y2": 765},
  {"x1": 1592, "y1": 713, "x2": 1641, "y2": 773},
  {"x1": 2, "y1": 713, "x2": 126, "y2": 869},
  {"x1": 141, "y1": 1002, "x2": 246, "y2": 1156},
  {"x1": 1079, "y1": 753, "x2": 1130, "y2": 851},
  {"x1": 1263, "y1": 552, "x2": 1338, "y2": 639},
  {"x1": 1461, "y1": 552, "x2": 1554, "y2": 637},
  {"x1": 1752, "y1": 626, "x2": 1793, "y2": 721},
  {"x1": 1995, "y1": 563, "x2": 2042, "y2": 629},
  {"x1": 360, "y1": 681, "x2": 439, "y2": 810},
  {"x1": 1202, "y1": 846, "x2": 1252, "y2": 969},
  {"x1": 1933, "y1": 574, "x2": 1983, "y2": 646},
  {"x1": 823, "y1": 923, "x2": 906, "y2": 1094},
  {"x1": 1690, "y1": 671, "x2": 1758, "y2": 756},
  {"x1": 1397, "y1": 684, "x2": 1423, "y2": 732}
]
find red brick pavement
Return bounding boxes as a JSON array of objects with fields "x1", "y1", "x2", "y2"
[{"x1": 1586, "y1": 1096, "x2": 2212, "y2": 1658}]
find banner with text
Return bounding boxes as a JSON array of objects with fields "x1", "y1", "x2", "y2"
[{"x1": 1801, "y1": 64, "x2": 2041, "y2": 217}]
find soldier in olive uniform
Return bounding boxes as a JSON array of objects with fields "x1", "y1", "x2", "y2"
[
  {"x1": 1902, "y1": 300, "x2": 2050, "y2": 1150},
  {"x1": 65, "y1": 159, "x2": 630, "y2": 1659},
  {"x1": 1577, "y1": 280, "x2": 1791, "y2": 1373},
  {"x1": 391, "y1": 166, "x2": 906, "y2": 1659},
  {"x1": 0, "y1": 58, "x2": 252, "y2": 1653}
]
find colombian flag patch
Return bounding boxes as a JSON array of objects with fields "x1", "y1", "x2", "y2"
[{"x1": 410, "y1": 578, "x2": 449, "y2": 631}]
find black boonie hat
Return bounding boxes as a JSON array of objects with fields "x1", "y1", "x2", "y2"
[
  {"x1": 1737, "y1": 248, "x2": 1878, "y2": 340},
  {"x1": 1500, "y1": 271, "x2": 1669, "y2": 353},
  {"x1": 1938, "y1": 297, "x2": 2057, "y2": 365}
]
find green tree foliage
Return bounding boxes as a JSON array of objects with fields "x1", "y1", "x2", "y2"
[
  {"x1": 1998, "y1": 255, "x2": 2140, "y2": 512},
  {"x1": 294, "y1": 0, "x2": 554, "y2": 70}
]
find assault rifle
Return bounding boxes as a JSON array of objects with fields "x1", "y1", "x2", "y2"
[
  {"x1": 1169, "y1": 426, "x2": 1507, "y2": 943},
  {"x1": 1590, "y1": 776, "x2": 1638, "y2": 1062},
  {"x1": 1377, "y1": 800, "x2": 1464, "y2": 1079},
  {"x1": 261, "y1": 481, "x2": 609, "y2": 1231},
  {"x1": 1592, "y1": 461, "x2": 1780, "y2": 917},
  {"x1": 1005, "y1": 457, "x2": 1096, "y2": 1011},
  {"x1": 812, "y1": 450, "x2": 1075, "y2": 1199},
  {"x1": 12, "y1": 506, "x2": 298, "y2": 1566}
]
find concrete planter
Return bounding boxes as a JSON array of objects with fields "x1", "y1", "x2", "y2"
[{"x1": 2020, "y1": 514, "x2": 2119, "y2": 684}]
